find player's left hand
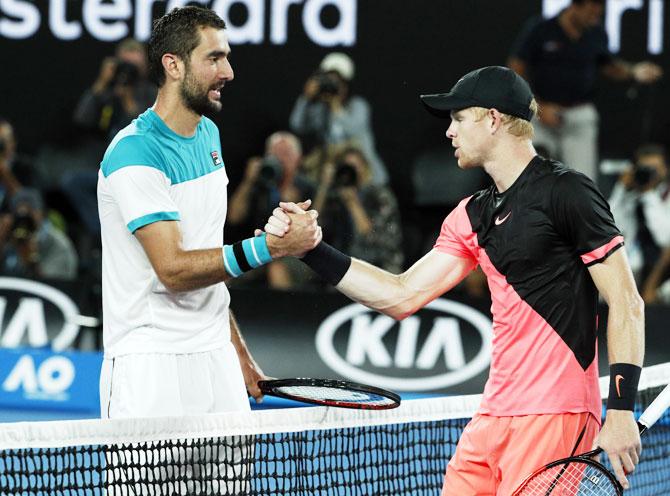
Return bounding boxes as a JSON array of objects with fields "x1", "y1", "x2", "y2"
[
  {"x1": 239, "y1": 354, "x2": 268, "y2": 404},
  {"x1": 592, "y1": 409, "x2": 641, "y2": 490}
]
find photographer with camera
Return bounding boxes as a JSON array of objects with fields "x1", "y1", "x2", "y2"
[
  {"x1": 66, "y1": 39, "x2": 157, "y2": 238},
  {"x1": 313, "y1": 145, "x2": 403, "y2": 274},
  {"x1": 609, "y1": 144, "x2": 670, "y2": 300},
  {"x1": 228, "y1": 132, "x2": 315, "y2": 288},
  {"x1": 289, "y1": 52, "x2": 389, "y2": 186},
  {"x1": 73, "y1": 38, "x2": 156, "y2": 141},
  {"x1": 0, "y1": 188, "x2": 78, "y2": 281},
  {"x1": 0, "y1": 118, "x2": 24, "y2": 207}
]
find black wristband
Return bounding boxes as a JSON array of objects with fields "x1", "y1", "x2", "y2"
[
  {"x1": 607, "y1": 363, "x2": 641, "y2": 411},
  {"x1": 301, "y1": 242, "x2": 352, "y2": 286}
]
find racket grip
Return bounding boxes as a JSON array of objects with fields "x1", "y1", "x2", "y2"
[{"x1": 639, "y1": 383, "x2": 670, "y2": 429}]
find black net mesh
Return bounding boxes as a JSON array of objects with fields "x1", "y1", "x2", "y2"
[{"x1": 0, "y1": 386, "x2": 668, "y2": 495}]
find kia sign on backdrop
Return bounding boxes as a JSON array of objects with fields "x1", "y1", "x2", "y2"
[
  {"x1": 0, "y1": 277, "x2": 81, "y2": 351},
  {"x1": 315, "y1": 299, "x2": 492, "y2": 391}
]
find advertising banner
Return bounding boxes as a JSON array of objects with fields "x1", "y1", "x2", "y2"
[
  {"x1": 0, "y1": 347, "x2": 101, "y2": 414},
  {"x1": 0, "y1": 279, "x2": 668, "y2": 415}
]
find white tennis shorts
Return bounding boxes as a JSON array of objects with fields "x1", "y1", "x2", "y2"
[{"x1": 100, "y1": 342, "x2": 251, "y2": 419}]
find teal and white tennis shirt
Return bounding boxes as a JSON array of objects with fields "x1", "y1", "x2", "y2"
[{"x1": 98, "y1": 109, "x2": 231, "y2": 358}]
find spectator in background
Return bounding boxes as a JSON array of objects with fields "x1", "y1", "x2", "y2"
[
  {"x1": 0, "y1": 118, "x2": 24, "y2": 208},
  {"x1": 73, "y1": 38, "x2": 156, "y2": 141},
  {"x1": 641, "y1": 247, "x2": 670, "y2": 305},
  {"x1": 66, "y1": 39, "x2": 157, "y2": 237},
  {"x1": 609, "y1": 144, "x2": 670, "y2": 300},
  {"x1": 508, "y1": 0, "x2": 662, "y2": 181},
  {"x1": 289, "y1": 52, "x2": 389, "y2": 185},
  {"x1": 228, "y1": 132, "x2": 316, "y2": 288},
  {"x1": 0, "y1": 188, "x2": 78, "y2": 280},
  {"x1": 314, "y1": 146, "x2": 403, "y2": 274}
]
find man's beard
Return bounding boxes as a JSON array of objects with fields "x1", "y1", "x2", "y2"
[{"x1": 180, "y1": 68, "x2": 221, "y2": 116}]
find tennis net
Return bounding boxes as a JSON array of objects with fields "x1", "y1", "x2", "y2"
[{"x1": 0, "y1": 363, "x2": 668, "y2": 496}]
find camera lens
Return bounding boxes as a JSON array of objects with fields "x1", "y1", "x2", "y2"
[
  {"x1": 633, "y1": 165, "x2": 657, "y2": 188},
  {"x1": 258, "y1": 156, "x2": 283, "y2": 187},
  {"x1": 334, "y1": 162, "x2": 358, "y2": 187}
]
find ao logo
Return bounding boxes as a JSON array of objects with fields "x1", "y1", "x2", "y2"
[
  {"x1": 0, "y1": 278, "x2": 81, "y2": 351},
  {"x1": 2, "y1": 355, "x2": 75, "y2": 401},
  {"x1": 315, "y1": 298, "x2": 492, "y2": 391}
]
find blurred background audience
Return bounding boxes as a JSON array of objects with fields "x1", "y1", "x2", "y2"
[
  {"x1": 609, "y1": 144, "x2": 670, "y2": 303},
  {"x1": 508, "y1": 0, "x2": 662, "y2": 181},
  {"x1": 290, "y1": 52, "x2": 389, "y2": 186},
  {"x1": 228, "y1": 131, "x2": 316, "y2": 289},
  {"x1": 0, "y1": 188, "x2": 78, "y2": 281},
  {"x1": 314, "y1": 145, "x2": 403, "y2": 274},
  {"x1": 73, "y1": 38, "x2": 156, "y2": 143},
  {"x1": 0, "y1": 4, "x2": 667, "y2": 312}
]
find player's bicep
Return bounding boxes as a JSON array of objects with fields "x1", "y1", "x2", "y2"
[
  {"x1": 587, "y1": 248, "x2": 639, "y2": 309},
  {"x1": 134, "y1": 220, "x2": 183, "y2": 281},
  {"x1": 401, "y1": 249, "x2": 475, "y2": 302}
]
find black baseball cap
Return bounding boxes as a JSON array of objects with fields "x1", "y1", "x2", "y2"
[{"x1": 420, "y1": 66, "x2": 534, "y2": 121}]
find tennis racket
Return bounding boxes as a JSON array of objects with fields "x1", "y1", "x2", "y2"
[
  {"x1": 512, "y1": 383, "x2": 670, "y2": 495},
  {"x1": 257, "y1": 378, "x2": 401, "y2": 410}
]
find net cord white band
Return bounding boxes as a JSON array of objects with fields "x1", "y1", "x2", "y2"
[{"x1": 1, "y1": 362, "x2": 668, "y2": 452}]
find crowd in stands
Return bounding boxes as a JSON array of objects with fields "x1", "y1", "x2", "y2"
[{"x1": 1, "y1": 0, "x2": 668, "y2": 307}]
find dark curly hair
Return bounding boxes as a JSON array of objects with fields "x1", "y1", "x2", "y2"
[{"x1": 148, "y1": 6, "x2": 227, "y2": 87}]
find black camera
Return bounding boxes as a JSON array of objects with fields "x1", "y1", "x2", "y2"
[
  {"x1": 334, "y1": 161, "x2": 358, "y2": 188},
  {"x1": 112, "y1": 60, "x2": 140, "y2": 87},
  {"x1": 258, "y1": 156, "x2": 283, "y2": 188},
  {"x1": 314, "y1": 71, "x2": 340, "y2": 97},
  {"x1": 632, "y1": 163, "x2": 658, "y2": 189},
  {"x1": 11, "y1": 212, "x2": 37, "y2": 241}
]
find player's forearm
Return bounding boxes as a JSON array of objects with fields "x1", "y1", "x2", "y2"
[
  {"x1": 158, "y1": 247, "x2": 231, "y2": 292},
  {"x1": 337, "y1": 259, "x2": 431, "y2": 320},
  {"x1": 605, "y1": 289, "x2": 645, "y2": 366}
]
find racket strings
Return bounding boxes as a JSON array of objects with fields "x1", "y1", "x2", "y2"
[
  {"x1": 517, "y1": 460, "x2": 619, "y2": 495},
  {"x1": 274, "y1": 385, "x2": 396, "y2": 406}
]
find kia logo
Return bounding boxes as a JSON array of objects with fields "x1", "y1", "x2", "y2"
[
  {"x1": 0, "y1": 278, "x2": 81, "y2": 351},
  {"x1": 315, "y1": 298, "x2": 492, "y2": 391}
]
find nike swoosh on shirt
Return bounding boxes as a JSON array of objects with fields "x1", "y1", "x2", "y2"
[
  {"x1": 616, "y1": 374, "x2": 624, "y2": 397},
  {"x1": 495, "y1": 212, "x2": 512, "y2": 225}
]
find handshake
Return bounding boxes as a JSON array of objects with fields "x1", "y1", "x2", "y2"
[{"x1": 253, "y1": 199, "x2": 322, "y2": 259}]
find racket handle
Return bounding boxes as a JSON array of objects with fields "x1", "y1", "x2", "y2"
[{"x1": 639, "y1": 383, "x2": 670, "y2": 430}]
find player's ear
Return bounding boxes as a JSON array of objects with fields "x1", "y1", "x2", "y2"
[
  {"x1": 162, "y1": 53, "x2": 184, "y2": 82},
  {"x1": 488, "y1": 108, "x2": 503, "y2": 134}
]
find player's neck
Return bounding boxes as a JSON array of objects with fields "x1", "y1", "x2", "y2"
[
  {"x1": 153, "y1": 89, "x2": 201, "y2": 138},
  {"x1": 484, "y1": 141, "x2": 537, "y2": 193}
]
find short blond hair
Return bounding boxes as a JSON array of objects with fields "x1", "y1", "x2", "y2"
[{"x1": 471, "y1": 99, "x2": 538, "y2": 139}]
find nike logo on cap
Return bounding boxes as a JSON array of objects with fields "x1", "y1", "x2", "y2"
[{"x1": 495, "y1": 212, "x2": 512, "y2": 225}]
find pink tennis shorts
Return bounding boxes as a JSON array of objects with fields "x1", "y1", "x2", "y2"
[{"x1": 442, "y1": 412, "x2": 599, "y2": 495}]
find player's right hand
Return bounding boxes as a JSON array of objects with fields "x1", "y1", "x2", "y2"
[
  {"x1": 255, "y1": 200, "x2": 311, "y2": 238},
  {"x1": 263, "y1": 203, "x2": 321, "y2": 258}
]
